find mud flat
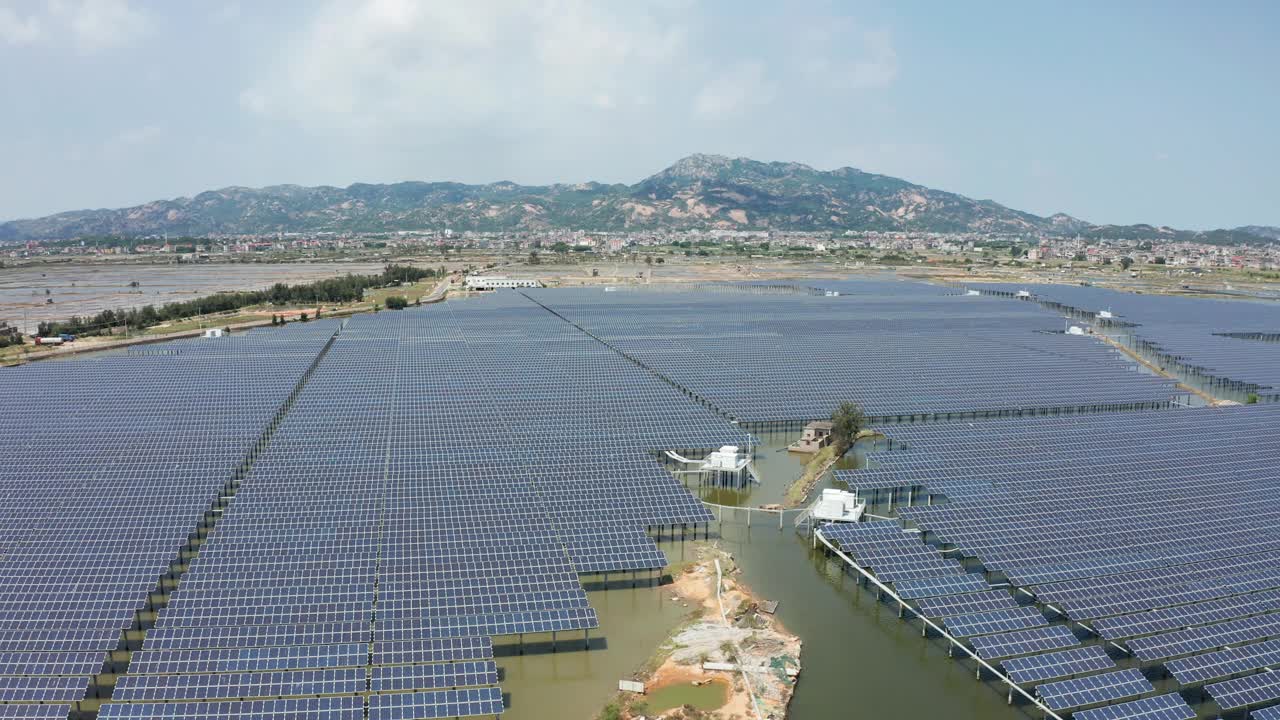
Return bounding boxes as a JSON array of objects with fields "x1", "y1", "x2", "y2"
[{"x1": 605, "y1": 544, "x2": 801, "y2": 720}]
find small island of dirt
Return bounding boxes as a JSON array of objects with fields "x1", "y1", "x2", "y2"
[{"x1": 601, "y1": 543, "x2": 801, "y2": 720}]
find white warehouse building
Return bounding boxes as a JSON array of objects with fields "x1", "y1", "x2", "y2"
[{"x1": 464, "y1": 275, "x2": 542, "y2": 290}]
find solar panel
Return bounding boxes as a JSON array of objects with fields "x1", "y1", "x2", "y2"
[
  {"x1": 969, "y1": 624, "x2": 1080, "y2": 660},
  {"x1": 112, "y1": 668, "x2": 366, "y2": 701},
  {"x1": 1207, "y1": 671, "x2": 1280, "y2": 710},
  {"x1": 0, "y1": 674, "x2": 90, "y2": 702},
  {"x1": 367, "y1": 687, "x2": 505, "y2": 719},
  {"x1": 1128, "y1": 613, "x2": 1280, "y2": 662},
  {"x1": 1071, "y1": 692, "x2": 1195, "y2": 720},
  {"x1": 1168, "y1": 638, "x2": 1280, "y2": 685},
  {"x1": 1094, "y1": 589, "x2": 1280, "y2": 640},
  {"x1": 944, "y1": 607, "x2": 1048, "y2": 638},
  {"x1": 895, "y1": 574, "x2": 991, "y2": 599},
  {"x1": 913, "y1": 590, "x2": 1020, "y2": 618},
  {"x1": 129, "y1": 643, "x2": 367, "y2": 674},
  {"x1": 1252, "y1": 705, "x2": 1280, "y2": 720},
  {"x1": 7, "y1": 277, "x2": 1265, "y2": 714},
  {"x1": 371, "y1": 637, "x2": 494, "y2": 665},
  {"x1": 1035, "y1": 668, "x2": 1154, "y2": 710},
  {"x1": 0, "y1": 705, "x2": 76, "y2": 719},
  {"x1": 98, "y1": 696, "x2": 364, "y2": 720},
  {"x1": 1001, "y1": 645, "x2": 1116, "y2": 684},
  {"x1": 370, "y1": 660, "x2": 499, "y2": 691}
]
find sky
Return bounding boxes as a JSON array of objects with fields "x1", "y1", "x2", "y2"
[{"x1": 0, "y1": 0, "x2": 1276, "y2": 229}]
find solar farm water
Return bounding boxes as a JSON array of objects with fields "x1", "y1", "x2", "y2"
[{"x1": 3, "y1": 277, "x2": 1279, "y2": 720}]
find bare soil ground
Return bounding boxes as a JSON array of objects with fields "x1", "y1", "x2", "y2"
[{"x1": 609, "y1": 544, "x2": 801, "y2": 720}]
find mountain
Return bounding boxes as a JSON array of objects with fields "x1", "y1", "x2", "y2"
[
  {"x1": 1237, "y1": 225, "x2": 1280, "y2": 241},
  {"x1": 0, "y1": 154, "x2": 1273, "y2": 244}
]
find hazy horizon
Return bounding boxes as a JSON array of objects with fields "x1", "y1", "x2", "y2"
[{"x1": 1, "y1": 0, "x2": 1276, "y2": 229}]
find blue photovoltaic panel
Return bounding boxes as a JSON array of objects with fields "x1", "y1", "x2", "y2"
[
  {"x1": 0, "y1": 675, "x2": 90, "y2": 702},
  {"x1": 969, "y1": 624, "x2": 1080, "y2": 660},
  {"x1": 370, "y1": 660, "x2": 499, "y2": 691},
  {"x1": 1207, "y1": 672, "x2": 1280, "y2": 711},
  {"x1": 143, "y1": 622, "x2": 371, "y2": 651},
  {"x1": 112, "y1": 668, "x2": 366, "y2": 702},
  {"x1": 0, "y1": 651, "x2": 107, "y2": 676},
  {"x1": 98, "y1": 695, "x2": 364, "y2": 719},
  {"x1": 0, "y1": 322, "x2": 342, "y2": 688},
  {"x1": 6, "y1": 278, "x2": 1257, "y2": 711},
  {"x1": 0, "y1": 629, "x2": 118, "y2": 654},
  {"x1": 895, "y1": 574, "x2": 990, "y2": 599},
  {"x1": 1072, "y1": 692, "x2": 1195, "y2": 720},
  {"x1": 129, "y1": 643, "x2": 367, "y2": 674},
  {"x1": 529, "y1": 284, "x2": 1180, "y2": 421},
  {"x1": 1252, "y1": 705, "x2": 1280, "y2": 720},
  {"x1": 913, "y1": 590, "x2": 1020, "y2": 618},
  {"x1": 1094, "y1": 589, "x2": 1280, "y2": 641},
  {"x1": 1001, "y1": 645, "x2": 1116, "y2": 684},
  {"x1": 1036, "y1": 669, "x2": 1154, "y2": 711},
  {"x1": 1168, "y1": 638, "x2": 1280, "y2": 685},
  {"x1": 368, "y1": 687, "x2": 505, "y2": 719},
  {"x1": 1128, "y1": 613, "x2": 1280, "y2": 662},
  {"x1": 0, "y1": 705, "x2": 75, "y2": 719},
  {"x1": 371, "y1": 637, "x2": 494, "y2": 666},
  {"x1": 945, "y1": 607, "x2": 1048, "y2": 638}
]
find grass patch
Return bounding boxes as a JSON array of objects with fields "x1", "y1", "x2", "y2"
[
  {"x1": 364, "y1": 278, "x2": 441, "y2": 306},
  {"x1": 784, "y1": 444, "x2": 839, "y2": 507},
  {"x1": 0, "y1": 344, "x2": 36, "y2": 365},
  {"x1": 143, "y1": 313, "x2": 266, "y2": 335}
]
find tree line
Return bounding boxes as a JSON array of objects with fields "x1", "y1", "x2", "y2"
[{"x1": 36, "y1": 264, "x2": 441, "y2": 338}]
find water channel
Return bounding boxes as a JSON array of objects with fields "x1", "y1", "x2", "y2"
[{"x1": 497, "y1": 430, "x2": 1037, "y2": 719}]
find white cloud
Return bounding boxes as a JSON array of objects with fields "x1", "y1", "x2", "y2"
[
  {"x1": 844, "y1": 29, "x2": 898, "y2": 90},
  {"x1": 0, "y1": 5, "x2": 43, "y2": 45},
  {"x1": 0, "y1": 0, "x2": 148, "y2": 51},
  {"x1": 694, "y1": 62, "x2": 775, "y2": 118},
  {"x1": 219, "y1": 0, "x2": 903, "y2": 190},
  {"x1": 239, "y1": 0, "x2": 695, "y2": 133},
  {"x1": 210, "y1": 2, "x2": 240, "y2": 24},
  {"x1": 115, "y1": 123, "x2": 161, "y2": 145},
  {"x1": 102, "y1": 123, "x2": 163, "y2": 155},
  {"x1": 795, "y1": 22, "x2": 898, "y2": 91},
  {"x1": 238, "y1": 87, "x2": 268, "y2": 115},
  {"x1": 55, "y1": 0, "x2": 149, "y2": 51}
]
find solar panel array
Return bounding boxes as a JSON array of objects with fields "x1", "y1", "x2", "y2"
[
  {"x1": 0, "y1": 321, "x2": 340, "y2": 714},
  {"x1": 973, "y1": 283, "x2": 1280, "y2": 401},
  {"x1": 820, "y1": 522, "x2": 965, "y2": 584},
  {"x1": 1035, "y1": 668, "x2": 1154, "y2": 711},
  {"x1": 1072, "y1": 692, "x2": 1196, "y2": 720},
  {"x1": 1207, "y1": 671, "x2": 1280, "y2": 711},
  {"x1": 7, "y1": 278, "x2": 1269, "y2": 718},
  {"x1": 969, "y1": 625, "x2": 1080, "y2": 660},
  {"x1": 89, "y1": 292, "x2": 746, "y2": 715},
  {"x1": 840, "y1": 400, "x2": 1280, "y2": 716},
  {"x1": 1000, "y1": 645, "x2": 1116, "y2": 684},
  {"x1": 525, "y1": 285, "x2": 1177, "y2": 421}
]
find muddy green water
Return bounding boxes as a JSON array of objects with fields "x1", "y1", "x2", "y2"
[
  {"x1": 494, "y1": 544, "x2": 696, "y2": 719},
  {"x1": 707, "y1": 433, "x2": 1030, "y2": 720},
  {"x1": 644, "y1": 679, "x2": 730, "y2": 713},
  {"x1": 499, "y1": 431, "x2": 1037, "y2": 719}
]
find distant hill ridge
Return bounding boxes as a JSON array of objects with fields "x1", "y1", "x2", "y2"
[{"x1": 0, "y1": 153, "x2": 1270, "y2": 244}]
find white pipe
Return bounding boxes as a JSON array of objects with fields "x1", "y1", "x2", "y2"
[{"x1": 715, "y1": 559, "x2": 766, "y2": 720}]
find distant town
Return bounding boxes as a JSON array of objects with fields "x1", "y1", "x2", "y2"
[{"x1": 8, "y1": 229, "x2": 1280, "y2": 272}]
